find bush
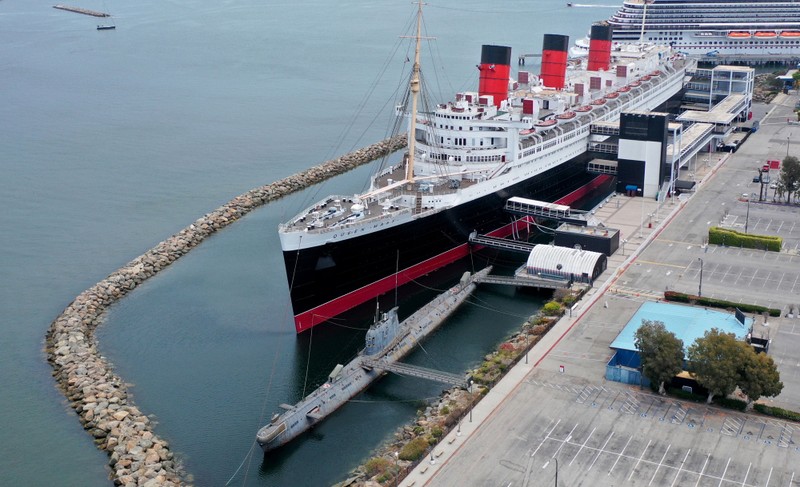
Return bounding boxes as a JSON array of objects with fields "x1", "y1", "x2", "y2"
[
  {"x1": 365, "y1": 457, "x2": 391, "y2": 477},
  {"x1": 664, "y1": 291, "x2": 781, "y2": 317},
  {"x1": 754, "y1": 404, "x2": 800, "y2": 421},
  {"x1": 542, "y1": 301, "x2": 562, "y2": 316},
  {"x1": 714, "y1": 396, "x2": 747, "y2": 411},
  {"x1": 666, "y1": 387, "x2": 704, "y2": 402},
  {"x1": 412, "y1": 425, "x2": 424, "y2": 436},
  {"x1": 440, "y1": 405, "x2": 450, "y2": 415},
  {"x1": 399, "y1": 437, "x2": 429, "y2": 461},
  {"x1": 708, "y1": 226, "x2": 782, "y2": 251},
  {"x1": 431, "y1": 426, "x2": 443, "y2": 439}
]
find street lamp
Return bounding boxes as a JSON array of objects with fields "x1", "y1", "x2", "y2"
[
  {"x1": 697, "y1": 258, "x2": 704, "y2": 297},
  {"x1": 745, "y1": 193, "x2": 756, "y2": 233},
  {"x1": 394, "y1": 452, "x2": 399, "y2": 487},
  {"x1": 745, "y1": 197, "x2": 751, "y2": 233},
  {"x1": 788, "y1": 136, "x2": 791, "y2": 158},
  {"x1": 542, "y1": 458, "x2": 559, "y2": 487}
]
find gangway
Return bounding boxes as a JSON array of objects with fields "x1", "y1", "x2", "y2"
[
  {"x1": 475, "y1": 272, "x2": 570, "y2": 290},
  {"x1": 587, "y1": 159, "x2": 617, "y2": 175},
  {"x1": 361, "y1": 359, "x2": 468, "y2": 388},
  {"x1": 504, "y1": 197, "x2": 593, "y2": 226},
  {"x1": 468, "y1": 231, "x2": 536, "y2": 254}
]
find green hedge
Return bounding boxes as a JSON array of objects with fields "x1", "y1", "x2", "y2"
[
  {"x1": 754, "y1": 404, "x2": 800, "y2": 421},
  {"x1": 664, "y1": 291, "x2": 781, "y2": 317},
  {"x1": 708, "y1": 226, "x2": 782, "y2": 251}
]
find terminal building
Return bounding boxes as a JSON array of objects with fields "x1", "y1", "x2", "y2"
[{"x1": 585, "y1": 64, "x2": 755, "y2": 199}]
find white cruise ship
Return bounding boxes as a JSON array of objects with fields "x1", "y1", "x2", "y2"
[{"x1": 572, "y1": 0, "x2": 800, "y2": 59}]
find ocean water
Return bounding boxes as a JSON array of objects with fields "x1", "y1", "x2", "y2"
[{"x1": 0, "y1": 1, "x2": 609, "y2": 485}]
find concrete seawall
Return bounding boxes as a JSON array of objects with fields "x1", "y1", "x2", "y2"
[{"x1": 44, "y1": 134, "x2": 407, "y2": 486}]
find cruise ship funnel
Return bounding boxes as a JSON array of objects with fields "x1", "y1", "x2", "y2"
[
  {"x1": 588, "y1": 24, "x2": 613, "y2": 71},
  {"x1": 478, "y1": 45, "x2": 512, "y2": 106},
  {"x1": 540, "y1": 34, "x2": 569, "y2": 89}
]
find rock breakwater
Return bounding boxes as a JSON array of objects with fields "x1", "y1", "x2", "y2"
[{"x1": 45, "y1": 134, "x2": 407, "y2": 486}]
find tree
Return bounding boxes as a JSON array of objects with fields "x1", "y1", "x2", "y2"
[
  {"x1": 687, "y1": 328, "x2": 748, "y2": 404},
  {"x1": 738, "y1": 351, "x2": 783, "y2": 410},
  {"x1": 634, "y1": 320, "x2": 684, "y2": 395},
  {"x1": 793, "y1": 71, "x2": 800, "y2": 90},
  {"x1": 780, "y1": 155, "x2": 800, "y2": 204}
]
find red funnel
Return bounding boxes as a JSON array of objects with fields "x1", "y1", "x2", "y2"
[
  {"x1": 478, "y1": 45, "x2": 512, "y2": 107},
  {"x1": 588, "y1": 24, "x2": 613, "y2": 71},
  {"x1": 540, "y1": 34, "x2": 569, "y2": 90}
]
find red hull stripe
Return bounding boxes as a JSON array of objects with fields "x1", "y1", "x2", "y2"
[{"x1": 293, "y1": 174, "x2": 614, "y2": 333}]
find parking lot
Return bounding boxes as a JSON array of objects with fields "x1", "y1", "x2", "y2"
[{"x1": 432, "y1": 374, "x2": 800, "y2": 486}]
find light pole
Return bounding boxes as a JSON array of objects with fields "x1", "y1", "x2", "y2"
[
  {"x1": 745, "y1": 197, "x2": 750, "y2": 233},
  {"x1": 394, "y1": 452, "x2": 399, "y2": 487},
  {"x1": 745, "y1": 193, "x2": 756, "y2": 233},
  {"x1": 542, "y1": 457, "x2": 559, "y2": 486},
  {"x1": 788, "y1": 136, "x2": 791, "y2": 158},
  {"x1": 697, "y1": 258, "x2": 703, "y2": 297},
  {"x1": 639, "y1": 190, "x2": 645, "y2": 238}
]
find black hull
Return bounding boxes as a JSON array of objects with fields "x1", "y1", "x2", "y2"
[{"x1": 283, "y1": 154, "x2": 601, "y2": 330}]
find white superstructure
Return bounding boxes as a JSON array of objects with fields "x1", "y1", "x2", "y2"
[{"x1": 279, "y1": 45, "x2": 693, "y2": 251}]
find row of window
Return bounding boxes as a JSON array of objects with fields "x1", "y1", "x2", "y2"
[{"x1": 649, "y1": 38, "x2": 800, "y2": 45}]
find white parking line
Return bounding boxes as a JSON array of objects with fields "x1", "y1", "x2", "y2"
[
  {"x1": 695, "y1": 454, "x2": 711, "y2": 487},
  {"x1": 762, "y1": 272, "x2": 772, "y2": 289},
  {"x1": 588, "y1": 432, "x2": 614, "y2": 471},
  {"x1": 552, "y1": 424, "x2": 578, "y2": 457},
  {"x1": 765, "y1": 467, "x2": 773, "y2": 486},
  {"x1": 608, "y1": 436, "x2": 633, "y2": 476},
  {"x1": 531, "y1": 419, "x2": 560, "y2": 458},
  {"x1": 718, "y1": 457, "x2": 731, "y2": 487},
  {"x1": 789, "y1": 471, "x2": 795, "y2": 487},
  {"x1": 670, "y1": 449, "x2": 691, "y2": 487},
  {"x1": 628, "y1": 439, "x2": 652, "y2": 481},
  {"x1": 649, "y1": 444, "x2": 671, "y2": 486},
  {"x1": 741, "y1": 462, "x2": 751, "y2": 486},
  {"x1": 569, "y1": 427, "x2": 595, "y2": 466}
]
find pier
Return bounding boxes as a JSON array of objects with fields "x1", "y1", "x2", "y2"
[{"x1": 53, "y1": 5, "x2": 110, "y2": 17}]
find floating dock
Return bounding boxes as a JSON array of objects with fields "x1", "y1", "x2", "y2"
[{"x1": 53, "y1": 4, "x2": 110, "y2": 17}]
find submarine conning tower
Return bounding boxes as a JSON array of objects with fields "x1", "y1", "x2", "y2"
[
  {"x1": 588, "y1": 24, "x2": 613, "y2": 71},
  {"x1": 540, "y1": 34, "x2": 569, "y2": 90},
  {"x1": 478, "y1": 44, "x2": 512, "y2": 107}
]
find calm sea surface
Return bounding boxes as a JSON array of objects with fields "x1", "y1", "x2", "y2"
[{"x1": 0, "y1": 1, "x2": 609, "y2": 485}]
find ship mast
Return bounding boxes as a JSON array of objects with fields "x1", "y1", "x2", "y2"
[{"x1": 405, "y1": 1, "x2": 424, "y2": 183}]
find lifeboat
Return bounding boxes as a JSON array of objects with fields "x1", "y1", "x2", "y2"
[
  {"x1": 535, "y1": 119, "x2": 558, "y2": 127},
  {"x1": 640, "y1": 75, "x2": 651, "y2": 82},
  {"x1": 606, "y1": 92, "x2": 620, "y2": 99},
  {"x1": 590, "y1": 98, "x2": 606, "y2": 105},
  {"x1": 780, "y1": 31, "x2": 800, "y2": 38},
  {"x1": 519, "y1": 128, "x2": 536, "y2": 136},
  {"x1": 619, "y1": 86, "x2": 631, "y2": 93},
  {"x1": 650, "y1": 70, "x2": 662, "y2": 76},
  {"x1": 575, "y1": 105, "x2": 593, "y2": 112},
  {"x1": 630, "y1": 81, "x2": 641, "y2": 87},
  {"x1": 754, "y1": 31, "x2": 778, "y2": 38},
  {"x1": 727, "y1": 31, "x2": 751, "y2": 38}
]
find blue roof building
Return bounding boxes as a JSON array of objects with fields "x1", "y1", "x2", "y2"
[{"x1": 606, "y1": 301, "x2": 751, "y2": 385}]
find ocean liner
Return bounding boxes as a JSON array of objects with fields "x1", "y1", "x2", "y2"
[
  {"x1": 572, "y1": 0, "x2": 800, "y2": 58},
  {"x1": 279, "y1": 4, "x2": 695, "y2": 333}
]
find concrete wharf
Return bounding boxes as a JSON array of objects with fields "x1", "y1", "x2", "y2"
[{"x1": 53, "y1": 5, "x2": 110, "y2": 17}]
